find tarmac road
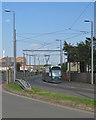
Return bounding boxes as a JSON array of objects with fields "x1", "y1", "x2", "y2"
[
  {"x1": 28, "y1": 75, "x2": 95, "y2": 99},
  {"x1": 2, "y1": 91, "x2": 94, "y2": 118}
]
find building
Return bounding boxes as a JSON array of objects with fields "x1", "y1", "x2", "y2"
[
  {"x1": 0, "y1": 57, "x2": 26, "y2": 70},
  {"x1": 20, "y1": 65, "x2": 43, "y2": 71},
  {"x1": 67, "y1": 62, "x2": 80, "y2": 73},
  {"x1": 67, "y1": 62, "x2": 91, "y2": 73}
]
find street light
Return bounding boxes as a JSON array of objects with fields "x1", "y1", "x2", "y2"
[
  {"x1": 84, "y1": 20, "x2": 93, "y2": 84},
  {"x1": 5, "y1": 9, "x2": 16, "y2": 83},
  {"x1": 56, "y1": 39, "x2": 63, "y2": 67}
]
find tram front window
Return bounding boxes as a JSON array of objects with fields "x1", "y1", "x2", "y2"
[{"x1": 52, "y1": 70, "x2": 61, "y2": 77}]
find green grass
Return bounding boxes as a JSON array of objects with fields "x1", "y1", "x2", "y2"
[
  {"x1": 6, "y1": 83, "x2": 23, "y2": 91},
  {"x1": 7, "y1": 83, "x2": 95, "y2": 109}
]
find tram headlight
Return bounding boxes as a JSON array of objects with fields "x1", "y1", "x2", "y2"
[{"x1": 52, "y1": 76, "x2": 55, "y2": 79}]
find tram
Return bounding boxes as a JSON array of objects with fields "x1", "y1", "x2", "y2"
[{"x1": 42, "y1": 66, "x2": 62, "y2": 83}]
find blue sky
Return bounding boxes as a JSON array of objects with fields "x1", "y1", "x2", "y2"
[{"x1": 2, "y1": 2, "x2": 94, "y2": 65}]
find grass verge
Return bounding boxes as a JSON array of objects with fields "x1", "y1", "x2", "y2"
[{"x1": 6, "y1": 83, "x2": 95, "y2": 109}]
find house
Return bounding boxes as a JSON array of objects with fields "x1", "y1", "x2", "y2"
[
  {"x1": 67, "y1": 62, "x2": 91, "y2": 73},
  {"x1": 0, "y1": 57, "x2": 26, "y2": 70},
  {"x1": 67, "y1": 62, "x2": 80, "y2": 73}
]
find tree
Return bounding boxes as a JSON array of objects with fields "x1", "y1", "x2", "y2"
[
  {"x1": 61, "y1": 63, "x2": 67, "y2": 72},
  {"x1": 77, "y1": 41, "x2": 91, "y2": 72},
  {"x1": 43, "y1": 64, "x2": 51, "y2": 67},
  {"x1": 63, "y1": 41, "x2": 78, "y2": 62},
  {"x1": 16, "y1": 62, "x2": 21, "y2": 71},
  {"x1": 63, "y1": 37, "x2": 96, "y2": 73}
]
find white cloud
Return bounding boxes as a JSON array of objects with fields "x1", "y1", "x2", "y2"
[
  {"x1": 5, "y1": 19, "x2": 10, "y2": 23},
  {"x1": 31, "y1": 44, "x2": 40, "y2": 47}
]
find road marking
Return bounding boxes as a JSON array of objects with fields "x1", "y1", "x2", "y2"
[{"x1": 3, "y1": 90, "x2": 94, "y2": 115}]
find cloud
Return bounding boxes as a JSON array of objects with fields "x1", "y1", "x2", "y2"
[
  {"x1": 5, "y1": 19, "x2": 10, "y2": 23},
  {"x1": 31, "y1": 44, "x2": 40, "y2": 47}
]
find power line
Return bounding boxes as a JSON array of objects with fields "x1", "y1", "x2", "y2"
[
  {"x1": 16, "y1": 28, "x2": 68, "y2": 37},
  {"x1": 16, "y1": 29, "x2": 88, "y2": 43},
  {"x1": 70, "y1": 2, "x2": 93, "y2": 29},
  {"x1": 64, "y1": 32, "x2": 89, "y2": 41}
]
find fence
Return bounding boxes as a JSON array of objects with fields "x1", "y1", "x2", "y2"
[
  {"x1": 62, "y1": 72, "x2": 96, "y2": 84},
  {"x1": 3, "y1": 70, "x2": 42, "y2": 84},
  {"x1": 3, "y1": 70, "x2": 96, "y2": 84}
]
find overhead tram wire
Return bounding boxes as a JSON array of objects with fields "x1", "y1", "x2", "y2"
[
  {"x1": 16, "y1": 2, "x2": 93, "y2": 43},
  {"x1": 36, "y1": 42, "x2": 58, "y2": 50},
  {"x1": 18, "y1": 3, "x2": 93, "y2": 65},
  {"x1": 64, "y1": 32, "x2": 89, "y2": 41},
  {"x1": 16, "y1": 34, "x2": 44, "y2": 43},
  {"x1": 16, "y1": 32, "x2": 89, "y2": 48},
  {"x1": 16, "y1": 40, "x2": 56, "y2": 48},
  {"x1": 16, "y1": 28, "x2": 68, "y2": 37},
  {"x1": 69, "y1": 2, "x2": 93, "y2": 29},
  {"x1": 16, "y1": 30, "x2": 87, "y2": 43},
  {"x1": 17, "y1": 30, "x2": 82, "y2": 40}
]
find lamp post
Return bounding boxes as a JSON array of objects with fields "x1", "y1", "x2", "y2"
[
  {"x1": 5, "y1": 10, "x2": 16, "y2": 83},
  {"x1": 56, "y1": 39, "x2": 63, "y2": 67},
  {"x1": 84, "y1": 20, "x2": 93, "y2": 84}
]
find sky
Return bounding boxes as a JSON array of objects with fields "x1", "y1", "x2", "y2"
[{"x1": 1, "y1": 2, "x2": 94, "y2": 65}]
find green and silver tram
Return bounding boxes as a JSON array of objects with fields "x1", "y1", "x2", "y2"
[{"x1": 42, "y1": 66, "x2": 62, "y2": 83}]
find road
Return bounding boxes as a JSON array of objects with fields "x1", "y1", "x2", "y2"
[
  {"x1": 2, "y1": 91, "x2": 94, "y2": 118},
  {"x1": 28, "y1": 75, "x2": 95, "y2": 99}
]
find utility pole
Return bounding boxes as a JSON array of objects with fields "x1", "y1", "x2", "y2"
[
  {"x1": 34, "y1": 55, "x2": 36, "y2": 75},
  {"x1": 34, "y1": 55, "x2": 36, "y2": 66},
  {"x1": 43, "y1": 58, "x2": 44, "y2": 65},
  {"x1": 84, "y1": 20, "x2": 94, "y2": 84},
  {"x1": 5, "y1": 10, "x2": 16, "y2": 82},
  {"x1": 56, "y1": 40, "x2": 63, "y2": 67},
  {"x1": 60, "y1": 40, "x2": 63, "y2": 66},
  {"x1": 29, "y1": 55, "x2": 31, "y2": 66},
  {"x1": 38, "y1": 57, "x2": 40, "y2": 65},
  {"x1": 29, "y1": 55, "x2": 31, "y2": 75},
  {"x1": 14, "y1": 12, "x2": 16, "y2": 83},
  {"x1": 91, "y1": 21, "x2": 93, "y2": 84},
  {"x1": 23, "y1": 53, "x2": 25, "y2": 77},
  {"x1": 69, "y1": 54, "x2": 71, "y2": 82}
]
